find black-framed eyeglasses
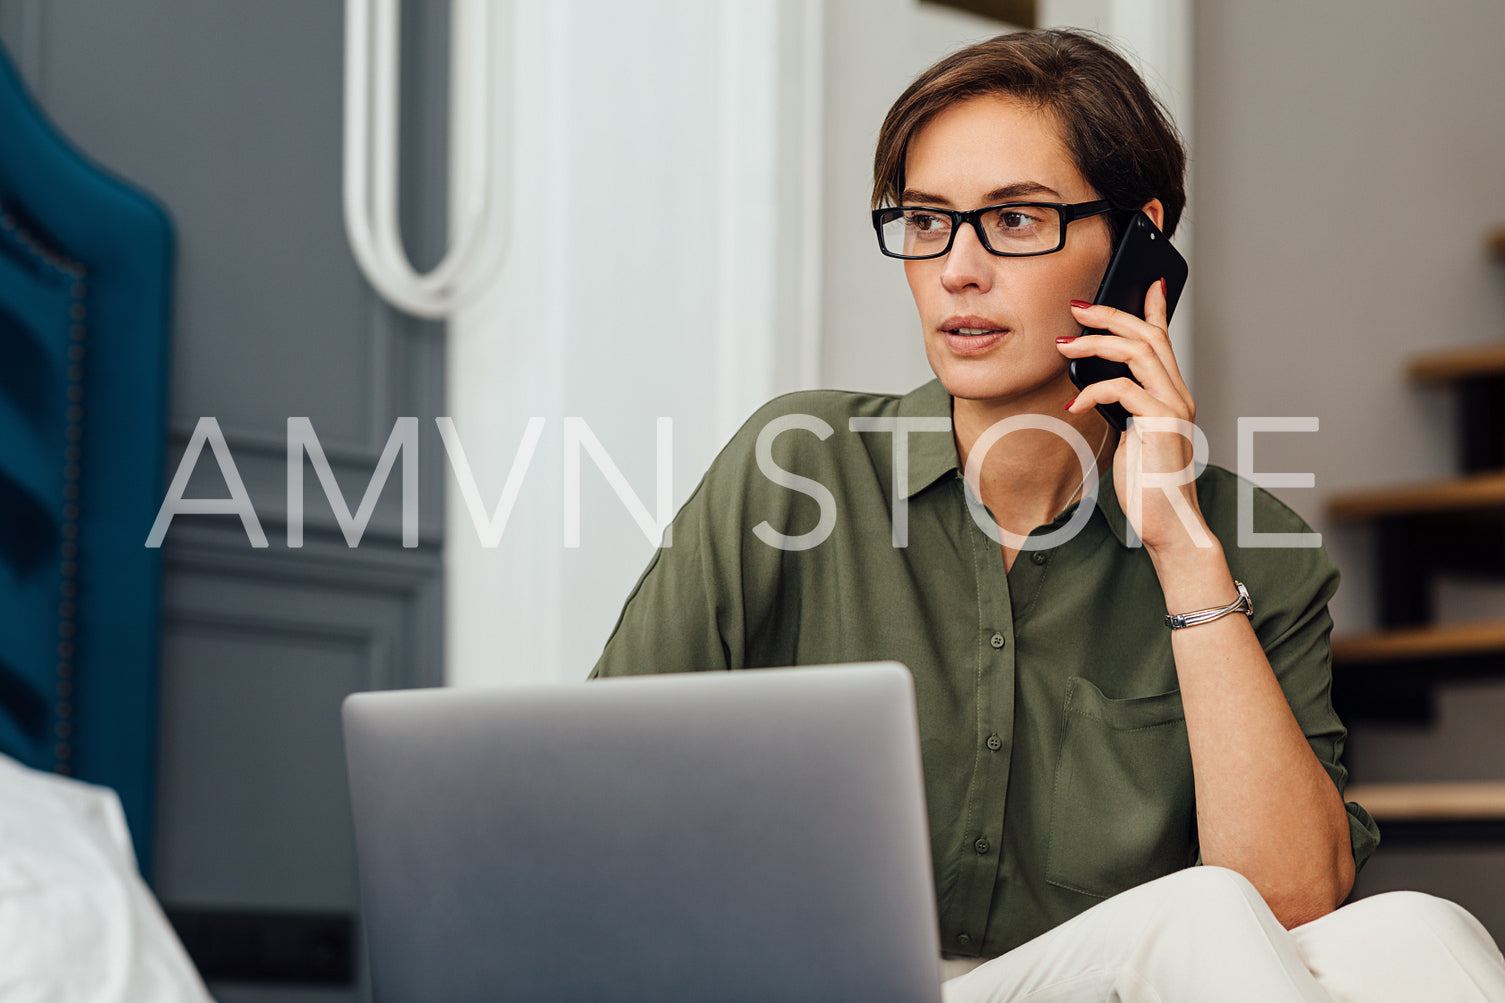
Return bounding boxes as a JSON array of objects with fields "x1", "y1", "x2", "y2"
[{"x1": 871, "y1": 200, "x2": 1117, "y2": 259}]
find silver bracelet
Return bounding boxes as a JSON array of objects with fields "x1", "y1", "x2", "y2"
[{"x1": 1164, "y1": 581, "x2": 1252, "y2": 630}]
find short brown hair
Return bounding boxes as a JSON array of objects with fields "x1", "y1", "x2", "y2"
[{"x1": 871, "y1": 29, "x2": 1187, "y2": 238}]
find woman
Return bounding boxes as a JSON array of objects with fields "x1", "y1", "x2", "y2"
[{"x1": 592, "y1": 28, "x2": 1505, "y2": 1001}]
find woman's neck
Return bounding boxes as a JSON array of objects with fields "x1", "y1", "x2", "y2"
[{"x1": 951, "y1": 392, "x2": 1118, "y2": 536}]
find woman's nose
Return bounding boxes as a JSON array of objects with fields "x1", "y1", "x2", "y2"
[{"x1": 940, "y1": 221, "x2": 994, "y2": 293}]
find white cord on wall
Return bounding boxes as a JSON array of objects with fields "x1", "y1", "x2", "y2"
[{"x1": 343, "y1": 0, "x2": 506, "y2": 319}]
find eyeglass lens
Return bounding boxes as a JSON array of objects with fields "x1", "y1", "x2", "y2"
[{"x1": 878, "y1": 205, "x2": 1066, "y2": 257}]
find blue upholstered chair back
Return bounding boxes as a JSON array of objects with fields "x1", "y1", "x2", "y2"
[{"x1": 0, "y1": 41, "x2": 174, "y2": 873}]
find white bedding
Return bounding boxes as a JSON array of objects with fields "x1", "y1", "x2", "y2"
[{"x1": 0, "y1": 755, "x2": 211, "y2": 1002}]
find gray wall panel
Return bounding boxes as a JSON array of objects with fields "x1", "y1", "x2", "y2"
[
  {"x1": 29, "y1": 0, "x2": 372, "y2": 443},
  {"x1": 0, "y1": 2, "x2": 449, "y2": 999},
  {"x1": 156, "y1": 530, "x2": 443, "y2": 908}
]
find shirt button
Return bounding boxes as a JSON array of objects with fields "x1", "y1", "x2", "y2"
[
  {"x1": 989, "y1": 632, "x2": 1005, "y2": 649},
  {"x1": 974, "y1": 837, "x2": 990, "y2": 855},
  {"x1": 986, "y1": 734, "x2": 1002, "y2": 751},
  {"x1": 956, "y1": 933, "x2": 972, "y2": 946},
  {"x1": 1031, "y1": 551, "x2": 1048, "y2": 565}
]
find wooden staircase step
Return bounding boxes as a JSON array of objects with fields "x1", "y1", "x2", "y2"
[
  {"x1": 1345, "y1": 781, "x2": 1505, "y2": 821},
  {"x1": 1327, "y1": 471, "x2": 1505, "y2": 521},
  {"x1": 1332, "y1": 226, "x2": 1505, "y2": 842},
  {"x1": 1332, "y1": 620, "x2": 1505, "y2": 665},
  {"x1": 1409, "y1": 344, "x2": 1505, "y2": 385},
  {"x1": 1330, "y1": 622, "x2": 1505, "y2": 724}
]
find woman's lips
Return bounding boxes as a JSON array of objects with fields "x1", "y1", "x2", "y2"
[
  {"x1": 940, "y1": 314, "x2": 1010, "y2": 355},
  {"x1": 944, "y1": 329, "x2": 1008, "y2": 355}
]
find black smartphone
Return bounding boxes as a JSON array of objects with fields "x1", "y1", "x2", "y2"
[{"x1": 1067, "y1": 210, "x2": 1188, "y2": 431}]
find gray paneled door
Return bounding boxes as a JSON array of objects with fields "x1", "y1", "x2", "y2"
[{"x1": 0, "y1": 2, "x2": 447, "y2": 1000}]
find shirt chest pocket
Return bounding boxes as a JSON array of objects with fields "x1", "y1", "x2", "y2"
[{"x1": 1045, "y1": 675, "x2": 1196, "y2": 901}]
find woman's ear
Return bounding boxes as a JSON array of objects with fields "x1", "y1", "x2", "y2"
[{"x1": 1140, "y1": 198, "x2": 1166, "y2": 231}]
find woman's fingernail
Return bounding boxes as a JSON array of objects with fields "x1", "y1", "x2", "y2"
[
  {"x1": 1064, "y1": 398, "x2": 1076, "y2": 411},
  {"x1": 1069, "y1": 299, "x2": 1092, "y2": 309},
  {"x1": 1055, "y1": 336, "x2": 1076, "y2": 344},
  {"x1": 1159, "y1": 277, "x2": 1167, "y2": 296}
]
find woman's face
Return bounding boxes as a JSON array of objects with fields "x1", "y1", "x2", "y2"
[{"x1": 901, "y1": 93, "x2": 1116, "y2": 409}]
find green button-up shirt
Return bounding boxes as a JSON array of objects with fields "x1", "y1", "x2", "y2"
[{"x1": 590, "y1": 379, "x2": 1380, "y2": 957}]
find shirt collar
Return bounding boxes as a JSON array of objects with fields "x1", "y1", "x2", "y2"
[
  {"x1": 895, "y1": 379, "x2": 960, "y2": 498},
  {"x1": 895, "y1": 379, "x2": 1135, "y2": 549}
]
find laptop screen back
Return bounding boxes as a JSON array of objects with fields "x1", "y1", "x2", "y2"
[{"x1": 343, "y1": 663, "x2": 942, "y2": 1003}]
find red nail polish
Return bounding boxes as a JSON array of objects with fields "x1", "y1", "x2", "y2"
[
  {"x1": 1064, "y1": 398, "x2": 1076, "y2": 410},
  {"x1": 1055, "y1": 336, "x2": 1076, "y2": 343},
  {"x1": 1070, "y1": 299, "x2": 1092, "y2": 309},
  {"x1": 1159, "y1": 277, "x2": 1167, "y2": 296}
]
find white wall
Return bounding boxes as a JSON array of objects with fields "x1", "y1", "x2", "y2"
[{"x1": 445, "y1": 0, "x2": 824, "y2": 686}]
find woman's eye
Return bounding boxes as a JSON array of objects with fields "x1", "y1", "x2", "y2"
[
  {"x1": 997, "y1": 210, "x2": 1038, "y2": 230},
  {"x1": 905, "y1": 212, "x2": 951, "y2": 239}
]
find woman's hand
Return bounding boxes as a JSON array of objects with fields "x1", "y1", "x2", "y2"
[
  {"x1": 1059, "y1": 286, "x2": 1355, "y2": 924},
  {"x1": 1055, "y1": 280, "x2": 1214, "y2": 559}
]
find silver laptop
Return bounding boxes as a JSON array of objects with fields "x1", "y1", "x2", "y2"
[{"x1": 343, "y1": 662, "x2": 943, "y2": 1002}]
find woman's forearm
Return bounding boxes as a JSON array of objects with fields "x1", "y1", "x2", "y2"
[{"x1": 1150, "y1": 540, "x2": 1355, "y2": 928}]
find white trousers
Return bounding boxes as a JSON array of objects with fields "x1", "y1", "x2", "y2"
[{"x1": 940, "y1": 867, "x2": 1505, "y2": 1003}]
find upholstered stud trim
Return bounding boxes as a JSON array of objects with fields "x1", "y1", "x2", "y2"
[{"x1": 0, "y1": 204, "x2": 88, "y2": 777}]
